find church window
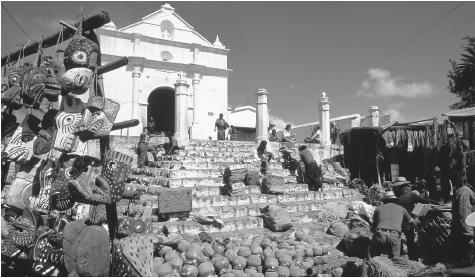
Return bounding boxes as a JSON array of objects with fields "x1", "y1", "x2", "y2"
[
  {"x1": 161, "y1": 51, "x2": 173, "y2": 61},
  {"x1": 160, "y1": 20, "x2": 174, "y2": 39}
]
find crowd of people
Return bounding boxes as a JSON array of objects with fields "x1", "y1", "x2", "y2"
[{"x1": 367, "y1": 174, "x2": 475, "y2": 268}]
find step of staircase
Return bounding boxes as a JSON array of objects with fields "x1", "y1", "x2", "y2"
[{"x1": 148, "y1": 160, "x2": 284, "y2": 170}]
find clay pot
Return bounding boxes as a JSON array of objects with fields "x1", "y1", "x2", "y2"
[
  {"x1": 231, "y1": 269, "x2": 246, "y2": 277},
  {"x1": 293, "y1": 249, "x2": 304, "y2": 259},
  {"x1": 304, "y1": 248, "x2": 314, "y2": 257},
  {"x1": 302, "y1": 257, "x2": 314, "y2": 270},
  {"x1": 168, "y1": 256, "x2": 184, "y2": 271},
  {"x1": 276, "y1": 266, "x2": 289, "y2": 277},
  {"x1": 260, "y1": 238, "x2": 272, "y2": 249},
  {"x1": 159, "y1": 246, "x2": 173, "y2": 257},
  {"x1": 231, "y1": 256, "x2": 247, "y2": 270},
  {"x1": 178, "y1": 240, "x2": 191, "y2": 253},
  {"x1": 245, "y1": 268, "x2": 258, "y2": 276},
  {"x1": 154, "y1": 261, "x2": 173, "y2": 277},
  {"x1": 289, "y1": 266, "x2": 303, "y2": 277},
  {"x1": 313, "y1": 246, "x2": 323, "y2": 256},
  {"x1": 332, "y1": 267, "x2": 344, "y2": 277},
  {"x1": 185, "y1": 247, "x2": 203, "y2": 265},
  {"x1": 322, "y1": 246, "x2": 329, "y2": 256},
  {"x1": 277, "y1": 254, "x2": 292, "y2": 267},
  {"x1": 213, "y1": 243, "x2": 225, "y2": 255},
  {"x1": 264, "y1": 258, "x2": 279, "y2": 272},
  {"x1": 164, "y1": 250, "x2": 179, "y2": 262},
  {"x1": 247, "y1": 255, "x2": 262, "y2": 269},
  {"x1": 181, "y1": 264, "x2": 199, "y2": 277},
  {"x1": 321, "y1": 256, "x2": 330, "y2": 264},
  {"x1": 213, "y1": 256, "x2": 230, "y2": 274},
  {"x1": 198, "y1": 261, "x2": 214, "y2": 277},
  {"x1": 294, "y1": 230, "x2": 305, "y2": 241},
  {"x1": 238, "y1": 246, "x2": 252, "y2": 258},
  {"x1": 202, "y1": 243, "x2": 215, "y2": 258},
  {"x1": 264, "y1": 271, "x2": 279, "y2": 277},
  {"x1": 314, "y1": 257, "x2": 323, "y2": 265},
  {"x1": 250, "y1": 244, "x2": 263, "y2": 257}
]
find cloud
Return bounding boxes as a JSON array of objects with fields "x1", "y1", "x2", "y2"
[
  {"x1": 357, "y1": 68, "x2": 434, "y2": 98},
  {"x1": 382, "y1": 102, "x2": 406, "y2": 122},
  {"x1": 269, "y1": 114, "x2": 293, "y2": 130},
  {"x1": 288, "y1": 82, "x2": 302, "y2": 91}
]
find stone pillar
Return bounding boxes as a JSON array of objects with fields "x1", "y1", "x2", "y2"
[
  {"x1": 174, "y1": 72, "x2": 190, "y2": 141},
  {"x1": 369, "y1": 106, "x2": 380, "y2": 127},
  {"x1": 256, "y1": 88, "x2": 269, "y2": 142},
  {"x1": 190, "y1": 73, "x2": 205, "y2": 139},
  {"x1": 319, "y1": 92, "x2": 331, "y2": 146},
  {"x1": 127, "y1": 56, "x2": 146, "y2": 136}
]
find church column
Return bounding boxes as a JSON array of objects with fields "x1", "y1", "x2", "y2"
[
  {"x1": 256, "y1": 88, "x2": 269, "y2": 142},
  {"x1": 190, "y1": 73, "x2": 205, "y2": 139},
  {"x1": 175, "y1": 72, "x2": 190, "y2": 141},
  {"x1": 127, "y1": 56, "x2": 145, "y2": 136},
  {"x1": 319, "y1": 92, "x2": 331, "y2": 146},
  {"x1": 369, "y1": 106, "x2": 380, "y2": 127}
]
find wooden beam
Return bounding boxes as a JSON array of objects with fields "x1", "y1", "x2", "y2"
[
  {"x1": 1, "y1": 11, "x2": 111, "y2": 66},
  {"x1": 96, "y1": 56, "x2": 128, "y2": 75}
]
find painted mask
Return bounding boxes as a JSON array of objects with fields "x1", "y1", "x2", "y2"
[
  {"x1": 52, "y1": 111, "x2": 82, "y2": 153},
  {"x1": 8, "y1": 63, "x2": 32, "y2": 87},
  {"x1": 30, "y1": 159, "x2": 54, "y2": 213},
  {"x1": 63, "y1": 37, "x2": 99, "y2": 70},
  {"x1": 1, "y1": 85, "x2": 23, "y2": 110},
  {"x1": 102, "y1": 150, "x2": 133, "y2": 203},
  {"x1": 3, "y1": 115, "x2": 41, "y2": 162},
  {"x1": 33, "y1": 128, "x2": 56, "y2": 156},
  {"x1": 60, "y1": 67, "x2": 94, "y2": 95},
  {"x1": 49, "y1": 154, "x2": 109, "y2": 211},
  {"x1": 32, "y1": 218, "x2": 68, "y2": 276},
  {"x1": 1, "y1": 77, "x2": 8, "y2": 93},
  {"x1": 22, "y1": 65, "x2": 62, "y2": 107},
  {"x1": 76, "y1": 96, "x2": 120, "y2": 141}
]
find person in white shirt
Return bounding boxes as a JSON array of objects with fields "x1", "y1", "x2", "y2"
[{"x1": 282, "y1": 124, "x2": 296, "y2": 142}]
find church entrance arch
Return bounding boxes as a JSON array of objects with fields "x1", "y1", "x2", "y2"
[{"x1": 147, "y1": 87, "x2": 175, "y2": 135}]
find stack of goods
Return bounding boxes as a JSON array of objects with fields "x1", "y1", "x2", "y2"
[
  {"x1": 261, "y1": 204, "x2": 293, "y2": 232},
  {"x1": 367, "y1": 256, "x2": 426, "y2": 277},
  {"x1": 320, "y1": 160, "x2": 350, "y2": 189},
  {"x1": 112, "y1": 228, "x2": 364, "y2": 277},
  {"x1": 416, "y1": 208, "x2": 452, "y2": 264},
  {"x1": 223, "y1": 167, "x2": 260, "y2": 196}
]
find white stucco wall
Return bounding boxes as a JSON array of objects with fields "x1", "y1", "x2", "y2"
[
  {"x1": 96, "y1": 4, "x2": 230, "y2": 137},
  {"x1": 229, "y1": 107, "x2": 256, "y2": 128}
]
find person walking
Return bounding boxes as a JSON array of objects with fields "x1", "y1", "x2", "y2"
[
  {"x1": 370, "y1": 191, "x2": 418, "y2": 259},
  {"x1": 451, "y1": 175, "x2": 475, "y2": 267},
  {"x1": 298, "y1": 145, "x2": 321, "y2": 191},
  {"x1": 214, "y1": 113, "x2": 229, "y2": 140},
  {"x1": 330, "y1": 122, "x2": 339, "y2": 144}
]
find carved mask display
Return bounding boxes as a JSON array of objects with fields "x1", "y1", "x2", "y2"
[
  {"x1": 63, "y1": 37, "x2": 99, "y2": 70},
  {"x1": 30, "y1": 159, "x2": 54, "y2": 213},
  {"x1": 49, "y1": 154, "x2": 110, "y2": 211},
  {"x1": 3, "y1": 115, "x2": 41, "y2": 162},
  {"x1": 101, "y1": 150, "x2": 133, "y2": 203},
  {"x1": 60, "y1": 67, "x2": 94, "y2": 95},
  {"x1": 32, "y1": 218, "x2": 68, "y2": 276},
  {"x1": 22, "y1": 64, "x2": 62, "y2": 107},
  {"x1": 9, "y1": 63, "x2": 32, "y2": 87},
  {"x1": 76, "y1": 96, "x2": 120, "y2": 141},
  {"x1": 52, "y1": 111, "x2": 82, "y2": 153}
]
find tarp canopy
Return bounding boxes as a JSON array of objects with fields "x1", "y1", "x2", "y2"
[{"x1": 443, "y1": 107, "x2": 475, "y2": 118}]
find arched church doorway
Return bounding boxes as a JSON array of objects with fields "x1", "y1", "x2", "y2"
[{"x1": 147, "y1": 87, "x2": 175, "y2": 135}]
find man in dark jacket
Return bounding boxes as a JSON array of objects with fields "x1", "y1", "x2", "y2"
[
  {"x1": 214, "y1": 113, "x2": 229, "y2": 140},
  {"x1": 398, "y1": 184, "x2": 439, "y2": 260},
  {"x1": 298, "y1": 145, "x2": 321, "y2": 191}
]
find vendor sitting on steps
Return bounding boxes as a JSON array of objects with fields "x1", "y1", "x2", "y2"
[
  {"x1": 257, "y1": 140, "x2": 274, "y2": 174},
  {"x1": 164, "y1": 132, "x2": 183, "y2": 155}
]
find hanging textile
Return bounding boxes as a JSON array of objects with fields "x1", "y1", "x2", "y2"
[{"x1": 407, "y1": 130, "x2": 414, "y2": 152}]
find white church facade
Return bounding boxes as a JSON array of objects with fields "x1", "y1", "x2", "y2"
[{"x1": 97, "y1": 3, "x2": 231, "y2": 139}]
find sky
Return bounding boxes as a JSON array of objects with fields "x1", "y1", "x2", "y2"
[{"x1": 1, "y1": 1, "x2": 475, "y2": 128}]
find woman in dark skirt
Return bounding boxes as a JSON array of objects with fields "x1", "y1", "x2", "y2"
[{"x1": 298, "y1": 145, "x2": 321, "y2": 191}]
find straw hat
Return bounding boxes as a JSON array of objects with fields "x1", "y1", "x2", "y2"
[
  {"x1": 465, "y1": 212, "x2": 475, "y2": 227},
  {"x1": 392, "y1": 177, "x2": 410, "y2": 187},
  {"x1": 383, "y1": 191, "x2": 397, "y2": 199}
]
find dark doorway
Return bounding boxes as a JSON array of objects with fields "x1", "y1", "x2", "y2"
[{"x1": 148, "y1": 87, "x2": 175, "y2": 135}]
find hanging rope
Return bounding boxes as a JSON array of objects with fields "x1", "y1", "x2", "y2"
[
  {"x1": 53, "y1": 26, "x2": 63, "y2": 59},
  {"x1": 34, "y1": 37, "x2": 44, "y2": 67}
]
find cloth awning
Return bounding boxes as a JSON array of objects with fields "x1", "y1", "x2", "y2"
[{"x1": 442, "y1": 107, "x2": 475, "y2": 118}]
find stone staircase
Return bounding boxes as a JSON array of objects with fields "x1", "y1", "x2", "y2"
[{"x1": 118, "y1": 139, "x2": 361, "y2": 240}]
